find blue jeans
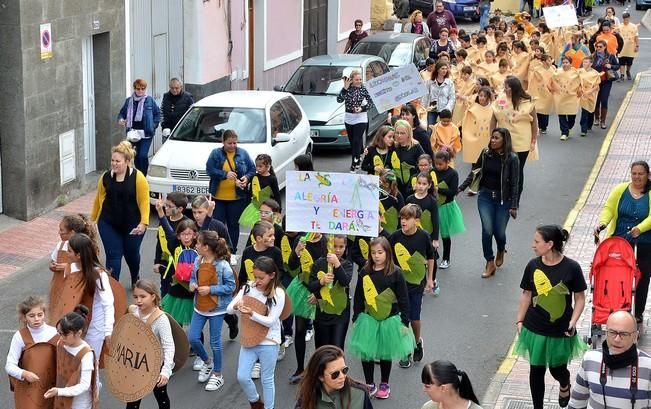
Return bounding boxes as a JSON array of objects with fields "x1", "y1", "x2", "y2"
[
  {"x1": 97, "y1": 218, "x2": 144, "y2": 282},
  {"x1": 558, "y1": 115, "x2": 576, "y2": 135},
  {"x1": 477, "y1": 189, "x2": 512, "y2": 261},
  {"x1": 188, "y1": 312, "x2": 225, "y2": 372},
  {"x1": 237, "y1": 344, "x2": 279, "y2": 409},
  {"x1": 133, "y1": 136, "x2": 153, "y2": 176},
  {"x1": 479, "y1": 4, "x2": 490, "y2": 29},
  {"x1": 214, "y1": 198, "x2": 247, "y2": 249},
  {"x1": 428, "y1": 111, "x2": 438, "y2": 127},
  {"x1": 580, "y1": 108, "x2": 593, "y2": 133}
]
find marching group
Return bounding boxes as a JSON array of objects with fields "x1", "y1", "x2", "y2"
[{"x1": 5, "y1": 5, "x2": 651, "y2": 409}]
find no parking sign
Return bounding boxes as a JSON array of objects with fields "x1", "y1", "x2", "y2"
[{"x1": 40, "y1": 23, "x2": 52, "y2": 60}]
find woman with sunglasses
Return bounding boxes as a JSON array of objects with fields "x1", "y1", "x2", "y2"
[
  {"x1": 117, "y1": 78, "x2": 161, "y2": 176},
  {"x1": 421, "y1": 360, "x2": 481, "y2": 409},
  {"x1": 295, "y1": 345, "x2": 373, "y2": 409}
]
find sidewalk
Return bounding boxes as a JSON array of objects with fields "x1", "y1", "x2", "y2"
[{"x1": 482, "y1": 72, "x2": 651, "y2": 409}]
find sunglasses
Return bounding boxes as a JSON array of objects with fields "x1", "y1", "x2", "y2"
[
  {"x1": 327, "y1": 366, "x2": 349, "y2": 380},
  {"x1": 135, "y1": 87, "x2": 146, "y2": 90}
]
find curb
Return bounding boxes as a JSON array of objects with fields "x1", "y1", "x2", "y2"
[{"x1": 480, "y1": 73, "x2": 643, "y2": 407}]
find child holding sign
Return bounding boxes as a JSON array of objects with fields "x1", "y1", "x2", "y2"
[
  {"x1": 307, "y1": 235, "x2": 354, "y2": 350},
  {"x1": 127, "y1": 280, "x2": 175, "y2": 409},
  {"x1": 189, "y1": 231, "x2": 236, "y2": 391},
  {"x1": 348, "y1": 237, "x2": 414, "y2": 399}
]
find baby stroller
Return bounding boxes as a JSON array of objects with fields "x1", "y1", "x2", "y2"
[{"x1": 586, "y1": 236, "x2": 640, "y2": 348}]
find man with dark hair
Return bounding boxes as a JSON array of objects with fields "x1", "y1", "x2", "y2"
[
  {"x1": 344, "y1": 19, "x2": 368, "y2": 53},
  {"x1": 426, "y1": 1, "x2": 457, "y2": 40}
]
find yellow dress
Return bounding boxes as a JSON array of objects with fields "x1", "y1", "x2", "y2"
[
  {"x1": 451, "y1": 79, "x2": 476, "y2": 126},
  {"x1": 512, "y1": 52, "x2": 531, "y2": 87},
  {"x1": 461, "y1": 102, "x2": 493, "y2": 164},
  {"x1": 468, "y1": 46, "x2": 487, "y2": 66},
  {"x1": 492, "y1": 92, "x2": 539, "y2": 160},
  {"x1": 474, "y1": 61, "x2": 499, "y2": 79},
  {"x1": 578, "y1": 68, "x2": 602, "y2": 113},
  {"x1": 540, "y1": 32, "x2": 554, "y2": 54},
  {"x1": 528, "y1": 65, "x2": 555, "y2": 115},
  {"x1": 490, "y1": 71, "x2": 511, "y2": 95},
  {"x1": 552, "y1": 68, "x2": 581, "y2": 115},
  {"x1": 619, "y1": 23, "x2": 639, "y2": 58}
]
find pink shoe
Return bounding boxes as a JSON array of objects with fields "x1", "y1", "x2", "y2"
[{"x1": 376, "y1": 383, "x2": 390, "y2": 399}]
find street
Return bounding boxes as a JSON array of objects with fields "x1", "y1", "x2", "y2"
[{"x1": 2, "y1": 6, "x2": 651, "y2": 409}]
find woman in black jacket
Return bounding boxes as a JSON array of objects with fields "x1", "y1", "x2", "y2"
[
  {"x1": 458, "y1": 128, "x2": 520, "y2": 278},
  {"x1": 591, "y1": 40, "x2": 620, "y2": 129},
  {"x1": 337, "y1": 70, "x2": 375, "y2": 171}
]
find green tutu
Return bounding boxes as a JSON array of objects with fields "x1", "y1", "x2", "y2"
[
  {"x1": 238, "y1": 202, "x2": 261, "y2": 228},
  {"x1": 514, "y1": 327, "x2": 588, "y2": 367},
  {"x1": 438, "y1": 201, "x2": 465, "y2": 238},
  {"x1": 286, "y1": 276, "x2": 315, "y2": 319},
  {"x1": 347, "y1": 313, "x2": 416, "y2": 361},
  {"x1": 161, "y1": 294, "x2": 194, "y2": 326}
]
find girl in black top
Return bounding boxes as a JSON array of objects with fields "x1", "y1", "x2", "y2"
[
  {"x1": 348, "y1": 237, "x2": 414, "y2": 399},
  {"x1": 434, "y1": 151, "x2": 466, "y2": 269},
  {"x1": 361, "y1": 125, "x2": 394, "y2": 175},
  {"x1": 459, "y1": 128, "x2": 519, "y2": 278},
  {"x1": 393, "y1": 120, "x2": 425, "y2": 198},
  {"x1": 239, "y1": 154, "x2": 281, "y2": 228},
  {"x1": 406, "y1": 172, "x2": 440, "y2": 245},
  {"x1": 379, "y1": 169, "x2": 405, "y2": 234},
  {"x1": 238, "y1": 221, "x2": 285, "y2": 288},
  {"x1": 307, "y1": 235, "x2": 354, "y2": 350}
]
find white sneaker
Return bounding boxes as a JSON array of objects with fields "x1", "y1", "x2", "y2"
[
  {"x1": 205, "y1": 374, "x2": 224, "y2": 391},
  {"x1": 439, "y1": 260, "x2": 450, "y2": 269},
  {"x1": 277, "y1": 345, "x2": 286, "y2": 361},
  {"x1": 251, "y1": 362, "x2": 261, "y2": 379},
  {"x1": 198, "y1": 361, "x2": 213, "y2": 383},
  {"x1": 193, "y1": 356, "x2": 204, "y2": 371},
  {"x1": 283, "y1": 335, "x2": 294, "y2": 348},
  {"x1": 305, "y1": 329, "x2": 314, "y2": 342}
]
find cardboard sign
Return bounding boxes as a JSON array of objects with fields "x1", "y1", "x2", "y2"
[
  {"x1": 285, "y1": 171, "x2": 380, "y2": 237},
  {"x1": 364, "y1": 64, "x2": 427, "y2": 113},
  {"x1": 543, "y1": 4, "x2": 579, "y2": 29},
  {"x1": 105, "y1": 314, "x2": 162, "y2": 402}
]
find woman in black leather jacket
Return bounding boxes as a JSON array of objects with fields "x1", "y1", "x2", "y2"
[{"x1": 458, "y1": 128, "x2": 520, "y2": 278}]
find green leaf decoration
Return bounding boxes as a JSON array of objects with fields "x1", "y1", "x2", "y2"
[
  {"x1": 399, "y1": 162, "x2": 414, "y2": 184},
  {"x1": 299, "y1": 271, "x2": 311, "y2": 285},
  {"x1": 437, "y1": 181, "x2": 449, "y2": 206},
  {"x1": 318, "y1": 283, "x2": 348, "y2": 315},
  {"x1": 286, "y1": 265, "x2": 300, "y2": 278},
  {"x1": 533, "y1": 282, "x2": 570, "y2": 323},
  {"x1": 254, "y1": 186, "x2": 273, "y2": 207},
  {"x1": 367, "y1": 288, "x2": 397, "y2": 320},
  {"x1": 420, "y1": 209, "x2": 433, "y2": 234},
  {"x1": 383, "y1": 206, "x2": 399, "y2": 233},
  {"x1": 403, "y1": 251, "x2": 427, "y2": 285}
]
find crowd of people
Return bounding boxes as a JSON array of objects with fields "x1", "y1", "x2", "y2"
[{"x1": 4, "y1": 5, "x2": 650, "y2": 409}]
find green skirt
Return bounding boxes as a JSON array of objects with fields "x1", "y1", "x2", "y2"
[
  {"x1": 286, "y1": 276, "x2": 315, "y2": 320},
  {"x1": 238, "y1": 202, "x2": 261, "y2": 228},
  {"x1": 439, "y1": 201, "x2": 466, "y2": 238},
  {"x1": 347, "y1": 313, "x2": 416, "y2": 361},
  {"x1": 514, "y1": 327, "x2": 587, "y2": 367},
  {"x1": 161, "y1": 294, "x2": 194, "y2": 326}
]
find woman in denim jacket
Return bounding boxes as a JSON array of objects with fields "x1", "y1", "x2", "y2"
[
  {"x1": 118, "y1": 78, "x2": 161, "y2": 175},
  {"x1": 206, "y1": 129, "x2": 255, "y2": 248}
]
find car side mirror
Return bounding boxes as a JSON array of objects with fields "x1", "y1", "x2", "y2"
[
  {"x1": 273, "y1": 85, "x2": 284, "y2": 91},
  {"x1": 418, "y1": 59, "x2": 427, "y2": 69},
  {"x1": 273, "y1": 133, "x2": 291, "y2": 144}
]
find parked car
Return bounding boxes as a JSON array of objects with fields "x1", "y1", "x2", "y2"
[
  {"x1": 146, "y1": 90, "x2": 312, "y2": 203},
  {"x1": 636, "y1": 0, "x2": 650, "y2": 10},
  {"x1": 409, "y1": 0, "x2": 479, "y2": 21},
  {"x1": 277, "y1": 54, "x2": 390, "y2": 148},
  {"x1": 349, "y1": 32, "x2": 431, "y2": 70}
]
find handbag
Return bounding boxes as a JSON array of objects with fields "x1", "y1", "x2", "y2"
[
  {"x1": 605, "y1": 69, "x2": 619, "y2": 81},
  {"x1": 126, "y1": 129, "x2": 145, "y2": 143},
  {"x1": 469, "y1": 167, "x2": 482, "y2": 194}
]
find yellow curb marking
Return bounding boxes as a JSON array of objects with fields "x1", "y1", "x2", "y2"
[{"x1": 491, "y1": 73, "x2": 644, "y2": 379}]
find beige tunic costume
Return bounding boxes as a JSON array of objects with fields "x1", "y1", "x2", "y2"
[
  {"x1": 474, "y1": 61, "x2": 499, "y2": 79},
  {"x1": 511, "y1": 52, "x2": 531, "y2": 87},
  {"x1": 528, "y1": 65, "x2": 555, "y2": 115},
  {"x1": 619, "y1": 23, "x2": 639, "y2": 58},
  {"x1": 492, "y1": 92, "x2": 539, "y2": 160},
  {"x1": 552, "y1": 67, "x2": 581, "y2": 115},
  {"x1": 490, "y1": 71, "x2": 511, "y2": 95},
  {"x1": 462, "y1": 101, "x2": 493, "y2": 163},
  {"x1": 579, "y1": 68, "x2": 602, "y2": 113},
  {"x1": 451, "y1": 79, "x2": 477, "y2": 126}
]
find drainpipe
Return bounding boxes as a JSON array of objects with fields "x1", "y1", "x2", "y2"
[{"x1": 247, "y1": 0, "x2": 255, "y2": 90}]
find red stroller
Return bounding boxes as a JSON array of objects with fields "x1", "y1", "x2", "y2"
[{"x1": 586, "y1": 236, "x2": 640, "y2": 348}]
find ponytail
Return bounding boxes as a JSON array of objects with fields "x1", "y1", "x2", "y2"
[
  {"x1": 457, "y1": 369, "x2": 480, "y2": 404},
  {"x1": 422, "y1": 360, "x2": 479, "y2": 405}
]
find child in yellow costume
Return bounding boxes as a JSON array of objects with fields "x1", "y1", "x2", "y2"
[
  {"x1": 578, "y1": 56, "x2": 602, "y2": 136},
  {"x1": 527, "y1": 54, "x2": 555, "y2": 134},
  {"x1": 551, "y1": 57, "x2": 581, "y2": 140},
  {"x1": 429, "y1": 109, "x2": 462, "y2": 168},
  {"x1": 462, "y1": 86, "x2": 494, "y2": 164}
]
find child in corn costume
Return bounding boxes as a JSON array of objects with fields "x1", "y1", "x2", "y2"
[
  {"x1": 238, "y1": 154, "x2": 281, "y2": 228},
  {"x1": 348, "y1": 237, "x2": 415, "y2": 399}
]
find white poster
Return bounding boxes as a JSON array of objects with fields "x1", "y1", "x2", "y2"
[
  {"x1": 543, "y1": 5, "x2": 579, "y2": 29},
  {"x1": 285, "y1": 171, "x2": 380, "y2": 237},
  {"x1": 365, "y1": 64, "x2": 427, "y2": 113}
]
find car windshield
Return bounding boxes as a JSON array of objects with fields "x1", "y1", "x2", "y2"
[
  {"x1": 284, "y1": 65, "x2": 355, "y2": 95},
  {"x1": 170, "y1": 106, "x2": 267, "y2": 143},
  {"x1": 352, "y1": 42, "x2": 412, "y2": 67}
]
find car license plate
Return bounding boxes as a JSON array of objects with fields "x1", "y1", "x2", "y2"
[
  {"x1": 173, "y1": 185, "x2": 209, "y2": 195},
  {"x1": 310, "y1": 130, "x2": 319, "y2": 138},
  {"x1": 464, "y1": 6, "x2": 476, "y2": 11}
]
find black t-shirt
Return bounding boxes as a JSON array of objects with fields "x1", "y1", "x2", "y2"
[
  {"x1": 308, "y1": 257, "x2": 354, "y2": 324},
  {"x1": 405, "y1": 194, "x2": 440, "y2": 240},
  {"x1": 348, "y1": 30, "x2": 368, "y2": 50},
  {"x1": 389, "y1": 228, "x2": 435, "y2": 287},
  {"x1": 520, "y1": 256, "x2": 587, "y2": 337},
  {"x1": 434, "y1": 167, "x2": 459, "y2": 204},
  {"x1": 238, "y1": 245, "x2": 285, "y2": 288},
  {"x1": 481, "y1": 153, "x2": 502, "y2": 191},
  {"x1": 395, "y1": 144, "x2": 426, "y2": 198}
]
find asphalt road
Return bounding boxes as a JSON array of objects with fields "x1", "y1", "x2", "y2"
[{"x1": 2, "y1": 7, "x2": 651, "y2": 408}]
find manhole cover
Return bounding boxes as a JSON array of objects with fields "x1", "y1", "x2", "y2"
[
  {"x1": 638, "y1": 75, "x2": 651, "y2": 89},
  {"x1": 502, "y1": 398, "x2": 557, "y2": 409}
]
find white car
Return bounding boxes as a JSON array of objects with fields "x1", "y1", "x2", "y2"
[{"x1": 147, "y1": 90, "x2": 312, "y2": 203}]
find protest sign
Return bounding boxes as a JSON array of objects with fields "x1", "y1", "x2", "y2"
[
  {"x1": 365, "y1": 64, "x2": 427, "y2": 113},
  {"x1": 285, "y1": 171, "x2": 379, "y2": 237},
  {"x1": 543, "y1": 4, "x2": 579, "y2": 29}
]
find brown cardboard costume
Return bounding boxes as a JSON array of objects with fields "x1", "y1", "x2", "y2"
[
  {"x1": 53, "y1": 342, "x2": 98, "y2": 409},
  {"x1": 196, "y1": 263, "x2": 219, "y2": 312}
]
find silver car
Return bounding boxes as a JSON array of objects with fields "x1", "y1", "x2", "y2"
[
  {"x1": 350, "y1": 32, "x2": 432, "y2": 70},
  {"x1": 276, "y1": 54, "x2": 390, "y2": 148}
]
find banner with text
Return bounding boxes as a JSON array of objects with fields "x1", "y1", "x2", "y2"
[
  {"x1": 285, "y1": 171, "x2": 380, "y2": 237},
  {"x1": 543, "y1": 4, "x2": 579, "y2": 29},
  {"x1": 365, "y1": 63, "x2": 427, "y2": 113}
]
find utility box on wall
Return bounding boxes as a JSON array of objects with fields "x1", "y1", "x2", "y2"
[{"x1": 59, "y1": 130, "x2": 76, "y2": 185}]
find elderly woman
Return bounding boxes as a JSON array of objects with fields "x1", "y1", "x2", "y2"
[
  {"x1": 294, "y1": 345, "x2": 372, "y2": 409},
  {"x1": 206, "y1": 129, "x2": 255, "y2": 249},
  {"x1": 91, "y1": 141, "x2": 150, "y2": 286},
  {"x1": 595, "y1": 161, "x2": 651, "y2": 324},
  {"x1": 404, "y1": 10, "x2": 430, "y2": 37},
  {"x1": 118, "y1": 78, "x2": 160, "y2": 176}
]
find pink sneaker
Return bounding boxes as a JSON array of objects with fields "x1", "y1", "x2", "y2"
[{"x1": 376, "y1": 383, "x2": 390, "y2": 399}]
